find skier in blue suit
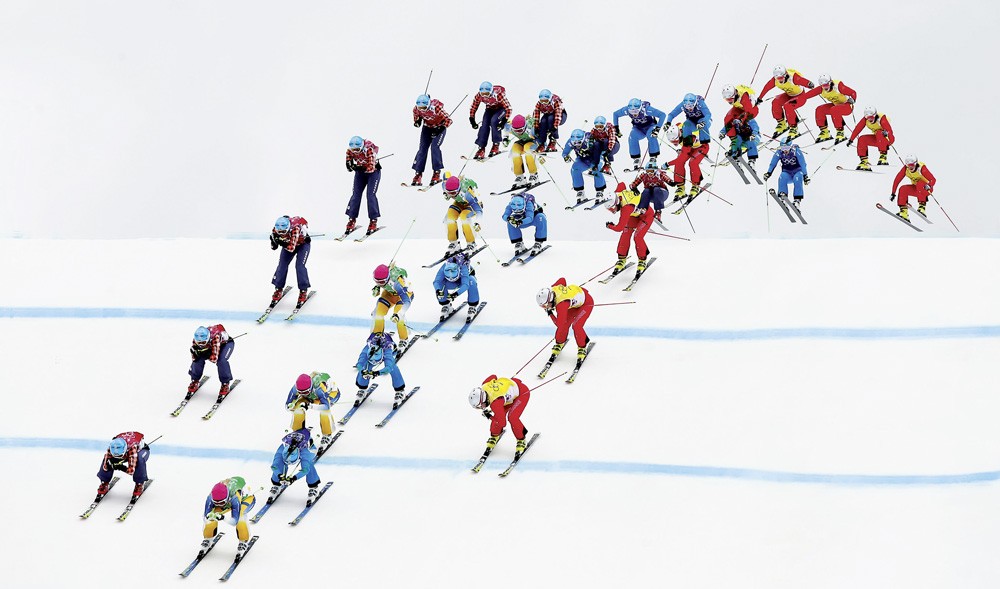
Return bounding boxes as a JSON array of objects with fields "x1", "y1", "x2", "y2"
[
  {"x1": 611, "y1": 98, "x2": 667, "y2": 168},
  {"x1": 502, "y1": 193, "x2": 547, "y2": 257},
  {"x1": 666, "y1": 93, "x2": 712, "y2": 144},
  {"x1": 355, "y1": 332, "x2": 407, "y2": 405},
  {"x1": 433, "y1": 253, "x2": 480, "y2": 321},
  {"x1": 267, "y1": 428, "x2": 321, "y2": 506},
  {"x1": 561, "y1": 129, "x2": 607, "y2": 205},
  {"x1": 726, "y1": 117, "x2": 761, "y2": 168},
  {"x1": 763, "y1": 137, "x2": 810, "y2": 208}
]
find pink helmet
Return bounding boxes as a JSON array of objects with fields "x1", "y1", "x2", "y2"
[
  {"x1": 373, "y1": 264, "x2": 390, "y2": 284},
  {"x1": 444, "y1": 176, "x2": 461, "y2": 193},
  {"x1": 211, "y1": 483, "x2": 228, "y2": 502},
  {"x1": 511, "y1": 114, "x2": 526, "y2": 131},
  {"x1": 295, "y1": 373, "x2": 312, "y2": 393}
]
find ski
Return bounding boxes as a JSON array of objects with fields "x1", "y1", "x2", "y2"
[
  {"x1": 333, "y1": 227, "x2": 359, "y2": 242},
  {"x1": 837, "y1": 165, "x2": 883, "y2": 174},
  {"x1": 537, "y1": 350, "x2": 558, "y2": 378},
  {"x1": 907, "y1": 204, "x2": 933, "y2": 224},
  {"x1": 284, "y1": 290, "x2": 316, "y2": 321},
  {"x1": 288, "y1": 482, "x2": 333, "y2": 526},
  {"x1": 401, "y1": 182, "x2": 424, "y2": 188},
  {"x1": 250, "y1": 481, "x2": 295, "y2": 523},
  {"x1": 375, "y1": 386, "x2": 421, "y2": 428},
  {"x1": 453, "y1": 302, "x2": 488, "y2": 341},
  {"x1": 726, "y1": 154, "x2": 751, "y2": 184},
  {"x1": 876, "y1": 203, "x2": 923, "y2": 232},
  {"x1": 116, "y1": 479, "x2": 154, "y2": 521},
  {"x1": 565, "y1": 198, "x2": 593, "y2": 210},
  {"x1": 517, "y1": 245, "x2": 551, "y2": 264},
  {"x1": 623, "y1": 257, "x2": 657, "y2": 292},
  {"x1": 598, "y1": 263, "x2": 636, "y2": 284},
  {"x1": 768, "y1": 189, "x2": 797, "y2": 223},
  {"x1": 500, "y1": 252, "x2": 523, "y2": 267},
  {"x1": 338, "y1": 384, "x2": 378, "y2": 426},
  {"x1": 422, "y1": 244, "x2": 486, "y2": 269},
  {"x1": 202, "y1": 379, "x2": 242, "y2": 420},
  {"x1": 490, "y1": 180, "x2": 550, "y2": 196},
  {"x1": 787, "y1": 199, "x2": 808, "y2": 225},
  {"x1": 178, "y1": 533, "x2": 224, "y2": 578},
  {"x1": 585, "y1": 198, "x2": 611, "y2": 210},
  {"x1": 671, "y1": 182, "x2": 713, "y2": 215},
  {"x1": 461, "y1": 149, "x2": 508, "y2": 162},
  {"x1": 315, "y1": 430, "x2": 345, "y2": 460},
  {"x1": 499, "y1": 432, "x2": 541, "y2": 478},
  {"x1": 80, "y1": 476, "x2": 120, "y2": 519},
  {"x1": 354, "y1": 226, "x2": 385, "y2": 242},
  {"x1": 257, "y1": 286, "x2": 292, "y2": 323},
  {"x1": 471, "y1": 429, "x2": 506, "y2": 473},
  {"x1": 416, "y1": 179, "x2": 444, "y2": 192},
  {"x1": 566, "y1": 342, "x2": 597, "y2": 383},
  {"x1": 171, "y1": 376, "x2": 210, "y2": 417},
  {"x1": 422, "y1": 302, "x2": 469, "y2": 339},
  {"x1": 653, "y1": 217, "x2": 670, "y2": 231},
  {"x1": 738, "y1": 157, "x2": 763, "y2": 184},
  {"x1": 393, "y1": 335, "x2": 422, "y2": 361},
  {"x1": 219, "y1": 535, "x2": 259, "y2": 582}
]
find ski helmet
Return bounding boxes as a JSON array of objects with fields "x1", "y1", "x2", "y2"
[
  {"x1": 665, "y1": 124, "x2": 681, "y2": 144},
  {"x1": 644, "y1": 161, "x2": 658, "y2": 172},
  {"x1": 443, "y1": 262, "x2": 460, "y2": 281},
  {"x1": 904, "y1": 154, "x2": 918, "y2": 167},
  {"x1": 479, "y1": 81, "x2": 493, "y2": 95},
  {"x1": 283, "y1": 445, "x2": 300, "y2": 465},
  {"x1": 817, "y1": 74, "x2": 832, "y2": 87},
  {"x1": 443, "y1": 175, "x2": 461, "y2": 196},
  {"x1": 348, "y1": 136, "x2": 364, "y2": 151},
  {"x1": 721, "y1": 84, "x2": 736, "y2": 101},
  {"x1": 274, "y1": 216, "x2": 290, "y2": 233},
  {"x1": 510, "y1": 195, "x2": 526, "y2": 211},
  {"x1": 373, "y1": 264, "x2": 390, "y2": 285},
  {"x1": 193, "y1": 326, "x2": 210, "y2": 345},
  {"x1": 295, "y1": 373, "x2": 312, "y2": 394},
  {"x1": 415, "y1": 94, "x2": 431, "y2": 109},
  {"x1": 211, "y1": 483, "x2": 229, "y2": 503},
  {"x1": 569, "y1": 128, "x2": 585, "y2": 146},
  {"x1": 683, "y1": 93, "x2": 697, "y2": 105},
  {"x1": 536, "y1": 287, "x2": 554, "y2": 308},
  {"x1": 511, "y1": 114, "x2": 527, "y2": 131},
  {"x1": 779, "y1": 136, "x2": 794, "y2": 151},
  {"x1": 368, "y1": 345, "x2": 384, "y2": 364},
  {"x1": 109, "y1": 437, "x2": 127, "y2": 458},
  {"x1": 538, "y1": 89, "x2": 552, "y2": 102},
  {"x1": 469, "y1": 387, "x2": 488, "y2": 409},
  {"x1": 593, "y1": 116, "x2": 607, "y2": 128},
  {"x1": 627, "y1": 98, "x2": 642, "y2": 114},
  {"x1": 773, "y1": 65, "x2": 787, "y2": 79},
  {"x1": 864, "y1": 106, "x2": 877, "y2": 119}
]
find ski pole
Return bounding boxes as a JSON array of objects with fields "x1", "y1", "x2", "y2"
[
  {"x1": 593, "y1": 301, "x2": 638, "y2": 307},
  {"x1": 529, "y1": 372, "x2": 568, "y2": 392},
  {"x1": 473, "y1": 227, "x2": 503, "y2": 264},
  {"x1": 646, "y1": 230, "x2": 691, "y2": 241},
  {"x1": 538, "y1": 160, "x2": 573, "y2": 208},
  {"x1": 749, "y1": 43, "x2": 768, "y2": 86},
  {"x1": 423, "y1": 69, "x2": 433, "y2": 95},
  {"x1": 447, "y1": 95, "x2": 469, "y2": 118},
  {"x1": 704, "y1": 62, "x2": 720, "y2": 97},
  {"x1": 146, "y1": 435, "x2": 163, "y2": 446},
  {"x1": 930, "y1": 194, "x2": 959, "y2": 232},
  {"x1": 581, "y1": 263, "x2": 617, "y2": 286},
  {"x1": 388, "y1": 219, "x2": 417, "y2": 265},
  {"x1": 376, "y1": 154, "x2": 394, "y2": 161},
  {"x1": 231, "y1": 332, "x2": 248, "y2": 339},
  {"x1": 515, "y1": 337, "x2": 554, "y2": 376}
]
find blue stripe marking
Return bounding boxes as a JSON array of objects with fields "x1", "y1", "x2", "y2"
[
  {"x1": 3, "y1": 437, "x2": 997, "y2": 486},
  {"x1": 3, "y1": 306, "x2": 1000, "y2": 341}
]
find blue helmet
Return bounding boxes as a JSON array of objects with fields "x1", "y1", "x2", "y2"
[
  {"x1": 348, "y1": 136, "x2": 364, "y2": 150},
  {"x1": 569, "y1": 128, "x2": 585, "y2": 146},
  {"x1": 193, "y1": 326, "x2": 210, "y2": 345},
  {"x1": 593, "y1": 116, "x2": 607, "y2": 127},
  {"x1": 283, "y1": 445, "x2": 300, "y2": 465},
  {"x1": 443, "y1": 262, "x2": 460, "y2": 281},
  {"x1": 274, "y1": 216, "x2": 290, "y2": 233},
  {"x1": 779, "y1": 136, "x2": 794, "y2": 150},
  {"x1": 538, "y1": 89, "x2": 552, "y2": 102},
  {"x1": 415, "y1": 94, "x2": 431, "y2": 109},
  {"x1": 683, "y1": 93, "x2": 698, "y2": 105},
  {"x1": 627, "y1": 98, "x2": 642, "y2": 114},
  {"x1": 510, "y1": 195, "x2": 526, "y2": 211},
  {"x1": 109, "y1": 437, "x2": 127, "y2": 458},
  {"x1": 479, "y1": 81, "x2": 493, "y2": 95},
  {"x1": 644, "y1": 161, "x2": 658, "y2": 172}
]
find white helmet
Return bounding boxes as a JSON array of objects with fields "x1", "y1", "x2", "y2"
[
  {"x1": 817, "y1": 73, "x2": 832, "y2": 86},
  {"x1": 536, "y1": 287, "x2": 554, "y2": 308},
  {"x1": 721, "y1": 84, "x2": 736, "y2": 100},
  {"x1": 904, "y1": 154, "x2": 918, "y2": 166},
  {"x1": 665, "y1": 124, "x2": 681, "y2": 144},
  {"x1": 469, "y1": 387, "x2": 487, "y2": 409},
  {"x1": 773, "y1": 65, "x2": 787, "y2": 78},
  {"x1": 864, "y1": 106, "x2": 877, "y2": 118}
]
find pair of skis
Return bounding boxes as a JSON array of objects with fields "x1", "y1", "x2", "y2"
[
  {"x1": 179, "y1": 533, "x2": 260, "y2": 582},
  {"x1": 79, "y1": 477, "x2": 154, "y2": 521},
  {"x1": 769, "y1": 189, "x2": 808, "y2": 224},
  {"x1": 875, "y1": 203, "x2": 928, "y2": 232},
  {"x1": 836, "y1": 165, "x2": 884, "y2": 174},
  {"x1": 501, "y1": 244, "x2": 551, "y2": 267},
  {"x1": 671, "y1": 182, "x2": 713, "y2": 215},
  {"x1": 538, "y1": 341, "x2": 597, "y2": 383},
  {"x1": 338, "y1": 384, "x2": 421, "y2": 427},
  {"x1": 565, "y1": 196, "x2": 611, "y2": 211},
  {"x1": 489, "y1": 179, "x2": 550, "y2": 196},
  {"x1": 400, "y1": 178, "x2": 443, "y2": 191},
  {"x1": 201, "y1": 379, "x2": 243, "y2": 421},
  {"x1": 727, "y1": 154, "x2": 763, "y2": 185},
  {"x1": 171, "y1": 375, "x2": 210, "y2": 417},
  {"x1": 249, "y1": 432, "x2": 344, "y2": 524},
  {"x1": 421, "y1": 244, "x2": 487, "y2": 269},
  {"x1": 334, "y1": 225, "x2": 385, "y2": 242},
  {"x1": 471, "y1": 432, "x2": 542, "y2": 477},
  {"x1": 170, "y1": 378, "x2": 242, "y2": 419},
  {"x1": 256, "y1": 286, "x2": 316, "y2": 323}
]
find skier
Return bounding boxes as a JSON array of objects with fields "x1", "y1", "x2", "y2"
[
  {"x1": 629, "y1": 161, "x2": 673, "y2": 221},
  {"x1": 720, "y1": 83, "x2": 759, "y2": 131},
  {"x1": 285, "y1": 372, "x2": 341, "y2": 447},
  {"x1": 847, "y1": 107, "x2": 896, "y2": 170},
  {"x1": 95, "y1": 432, "x2": 150, "y2": 500},
  {"x1": 502, "y1": 193, "x2": 547, "y2": 257},
  {"x1": 201, "y1": 476, "x2": 256, "y2": 558},
  {"x1": 612, "y1": 98, "x2": 667, "y2": 168},
  {"x1": 606, "y1": 182, "x2": 654, "y2": 274},
  {"x1": 724, "y1": 116, "x2": 761, "y2": 168},
  {"x1": 589, "y1": 116, "x2": 619, "y2": 174},
  {"x1": 891, "y1": 155, "x2": 936, "y2": 221},
  {"x1": 469, "y1": 81, "x2": 512, "y2": 160},
  {"x1": 537, "y1": 278, "x2": 595, "y2": 365},
  {"x1": 354, "y1": 332, "x2": 407, "y2": 407},
  {"x1": 371, "y1": 263, "x2": 413, "y2": 350},
  {"x1": 410, "y1": 94, "x2": 452, "y2": 186},
  {"x1": 503, "y1": 114, "x2": 541, "y2": 189},
  {"x1": 756, "y1": 66, "x2": 814, "y2": 139},
  {"x1": 442, "y1": 174, "x2": 483, "y2": 255},
  {"x1": 268, "y1": 429, "x2": 322, "y2": 506},
  {"x1": 269, "y1": 215, "x2": 311, "y2": 310},
  {"x1": 665, "y1": 92, "x2": 712, "y2": 144},
  {"x1": 797, "y1": 74, "x2": 857, "y2": 143},
  {"x1": 468, "y1": 374, "x2": 531, "y2": 457},
  {"x1": 433, "y1": 253, "x2": 480, "y2": 321},
  {"x1": 533, "y1": 89, "x2": 566, "y2": 153},
  {"x1": 763, "y1": 137, "x2": 810, "y2": 208},
  {"x1": 345, "y1": 135, "x2": 382, "y2": 236},
  {"x1": 561, "y1": 129, "x2": 607, "y2": 204},
  {"x1": 662, "y1": 126, "x2": 708, "y2": 202},
  {"x1": 188, "y1": 324, "x2": 235, "y2": 401}
]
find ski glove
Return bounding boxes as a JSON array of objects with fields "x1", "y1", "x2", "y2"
[
  {"x1": 390, "y1": 313, "x2": 400, "y2": 323},
  {"x1": 613, "y1": 124, "x2": 622, "y2": 138},
  {"x1": 882, "y1": 131, "x2": 889, "y2": 138},
  {"x1": 846, "y1": 140, "x2": 854, "y2": 147},
  {"x1": 496, "y1": 118, "x2": 507, "y2": 131},
  {"x1": 346, "y1": 161, "x2": 354, "y2": 172},
  {"x1": 413, "y1": 120, "x2": 421, "y2": 128},
  {"x1": 847, "y1": 97, "x2": 855, "y2": 105},
  {"x1": 605, "y1": 221, "x2": 615, "y2": 230},
  {"x1": 762, "y1": 172, "x2": 771, "y2": 181},
  {"x1": 206, "y1": 512, "x2": 224, "y2": 522},
  {"x1": 502, "y1": 136, "x2": 511, "y2": 148},
  {"x1": 371, "y1": 285, "x2": 381, "y2": 297},
  {"x1": 755, "y1": 97, "x2": 764, "y2": 106},
  {"x1": 563, "y1": 155, "x2": 572, "y2": 163},
  {"x1": 889, "y1": 194, "x2": 896, "y2": 202},
  {"x1": 469, "y1": 116, "x2": 479, "y2": 129},
  {"x1": 803, "y1": 175, "x2": 811, "y2": 185},
  {"x1": 448, "y1": 292, "x2": 459, "y2": 301},
  {"x1": 652, "y1": 125, "x2": 661, "y2": 136}
]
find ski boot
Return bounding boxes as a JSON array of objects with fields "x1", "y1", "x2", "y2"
[
  {"x1": 601, "y1": 162, "x2": 612, "y2": 174},
  {"x1": 306, "y1": 486, "x2": 319, "y2": 506},
  {"x1": 393, "y1": 390, "x2": 405, "y2": 409},
  {"x1": 856, "y1": 157, "x2": 872, "y2": 171},
  {"x1": 465, "y1": 241, "x2": 478, "y2": 251},
  {"x1": 686, "y1": 185, "x2": 700, "y2": 204},
  {"x1": 877, "y1": 152, "x2": 889, "y2": 166},
  {"x1": 897, "y1": 206, "x2": 910, "y2": 221},
  {"x1": 467, "y1": 303, "x2": 479, "y2": 319},
  {"x1": 918, "y1": 203, "x2": 927, "y2": 215},
  {"x1": 513, "y1": 241, "x2": 528, "y2": 257},
  {"x1": 575, "y1": 189, "x2": 586, "y2": 205},
  {"x1": 787, "y1": 125, "x2": 799, "y2": 139},
  {"x1": 550, "y1": 342, "x2": 564, "y2": 358},
  {"x1": 545, "y1": 140, "x2": 557, "y2": 153},
  {"x1": 297, "y1": 289, "x2": 308, "y2": 305},
  {"x1": 354, "y1": 388, "x2": 367, "y2": 406},
  {"x1": 594, "y1": 189, "x2": 605, "y2": 203},
  {"x1": 320, "y1": 434, "x2": 334, "y2": 448},
  {"x1": 473, "y1": 147, "x2": 486, "y2": 161},
  {"x1": 654, "y1": 209, "x2": 663, "y2": 223},
  {"x1": 673, "y1": 185, "x2": 686, "y2": 202},
  {"x1": 366, "y1": 219, "x2": 378, "y2": 235},
  {"x1": 396, "y1": 339, "x2": 409, "y2": 353},
  {"x1": 345, "y1": 217, "x2": 357, "y2": 233},
  {"x1": 489, "y1": 143, "x2": 501, "y2": 157},
  {"x1": 515, "y1": 438, "x2": 527, "y2": 458},
  {"x1": 430, "y1": 170, "x2": 441, "y2": 185},
  {"x1": 747, "y1": 156, "x2": 757, "y2": 169},
  {"x1": 267, "y1": 485, "x2": 281, "y2": 502},
  {"x1": 527, "y1": 173, "x2": 539, "y2": 185},
  {"x1": 97, "y1": 481, "x2": 111, "y2": 496},
  {"x1": 198, "y1": 538, "x2": 213, "y2": 558},
  {"x1": 271, "y1": 287, "x2": 285, "y2": 304},
  {"x1": 486, "y1": 434, "x2": 501, "y2": 449},
  {"x1": 637, "y1": 258, "x2": 648, "y2": 274},
  {"x1": 816, "y1": 127, "x2": 832, "y2": 142},
  {"x1": 186, "y1": 379, "x2": 201, "y2": 395},
  {"x1": 217, "y1": 382, "x2": 230, "y2": 402},
  {"x1": 835, "y1": 128, "x2": 846, "y2": 143},
  {"x1": 411, "y1": 173, "x2": 422, "y2": 186},
  {"x1": 446, "y1": 240, "x2": 461, "y2": 255},
  {"x1": 237, "y1": 540, "x2": 250, "y2": 559},
  {"x1": 631, "y1": 157, "x2": 641, "y2": 170},
  {"x1": 614, "y1": 256, "x2": 628, "y2": 272},
  {"x1": 512, "y1": 174, "x2": 526, "y2": 189},
  {"x1": 774, "y1": 119, "x2": 789, "y2": 136},
  {"x1": 793, "y1": 195, "x2": 803, "y2": 209},
  {"x1": 530, "y1": 241, "x2": 544, "y2": 255},
  {"x1": 439, "y1": 302, "x2": 453, "y2": 321},
  {"x1": 132, "y1": 482, "x2": 145, "y2": 498}
]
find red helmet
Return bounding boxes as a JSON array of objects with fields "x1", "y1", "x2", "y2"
[
  {"x1": 211, "y1": 483, "x2": 228, "y2": 503},
  {"x1": 444, "y1": 176, "x2": 461, "y2": 195},
  {"x1": 373, "y1": 264, "x2": 390, "y2": 285},
  {"x1": 295, "y1": 373, "x2": 312, "y2": 393},
  {"x1": 511, "y1": 114, "x2": 526, "y2": 131}
]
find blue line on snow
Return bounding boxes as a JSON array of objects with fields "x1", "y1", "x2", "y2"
[
  {"x1": 3, "y1": 306, "x2": 1000, "y2": 341},
  {"x1": 2, "y1": 437, "x2": 997, "y2": 486}
]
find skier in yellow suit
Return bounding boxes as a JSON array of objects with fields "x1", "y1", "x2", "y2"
[
  {"x1": 371, "y1": 263, "x2": 414, "y2": 350},
  {"x1": 285, "y1": 372, "x2": 341, "y2": 447},
  {"x1": 201, "y1": 476, "x2": 255, "y2": 558},
  {"x1": 442, "y1": 174, "x2": 484, "y2": 255}
]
